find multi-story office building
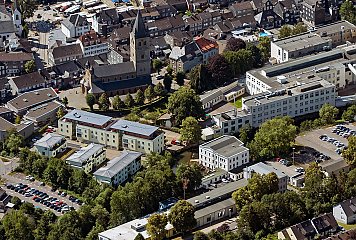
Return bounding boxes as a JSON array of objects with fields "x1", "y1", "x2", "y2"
[
  {"x1": 93, "y1": 150, "x2": 142, "y2": 186},
  {"x1": 199, "y1": 135, "x2": 249, "y2": 171},
  {"x1": 66, "y1": 143, "x2": 106, "y2": 173},
  {"x1": 58, "y1": 110, "x2": 164, "y2": 154}
]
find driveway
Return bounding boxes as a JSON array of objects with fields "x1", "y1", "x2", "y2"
[{"x1": 59, "y1": 87, "x2": 88, "y2": 109}]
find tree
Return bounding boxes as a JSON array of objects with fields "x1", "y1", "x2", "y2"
[
  {"x1": 125, "y1": 93, "x2": 134, "y2": 108},
  {"x1": 344, "y1": 136, "x2": 356, "y2": 166},
  {"x1": 246, "y1": 43, "x2": 263, "y2": 67},
  {"x1": 340, "y1": 0, "x2": 356, "y2": 23},
  {"x1": 134, "y1": 233, "x2": 145, "y2": 240},
  {"x1": 278, "y1": 25, "x2": 292, "y2": 38},
  {"x1": 154, "y1": 82, "x2": 165, "y2": 96},
  {"x1": 176, "y1": 163, "x2": 203, "y2": 196},
  {"x1": 175, "y1": 71, "x2": 185, "y2": 86},
  {"x1": 56, "y1": 107, "x2": 65, "y2": 119},
  {"x1": 225, "y1": 38, "x2": 246, "y2": 52},
  {"x1": 135, "y1": 89, "x2": 145, "y2": 105},
  {"x1": 86, "y1": 94, "x2": 96, "y2": 111},
  {"x1": 319, "y1": 103, "x2": 339, "y2": 124},
  {"x1": 18, "y1": 0, "x2": 38, "y2": 19},
  {"x1": 189, "y1": 64, "x2": 211, "y2": 94},
  {"x1": 146, "y1": 214, "x2": 168, "y2": 240},
  {"x1": 238, "y1": 201, "x2": 272, "y2": 234},
  {"x1": 34, "y1": 211, "x2": 56, "y2": 240},
  {"x1": 258, "y1": 36, "x2": 271, "y2": 62},
  {"x1": 112, "y1": 95, "x2": 125, "y2": 110},
  {"x1": 152, "y1": 59, "x2": 163, "y2": 73},
  {"x1": 163, "y1": 74, "x2": 172, "y2": 92},
  {"x1": 194, "y1": 231, "x2": 209, "y2": 240},
  {"x1": 98, "y1": 93, "x2": 110, "y2": 111},
  {"x1": 292, "y1": 22, "x2": 308, "y2": 35},
  {"x1": 144, "y1": 85, "x2": 155, "y2": 102},
  {"x1": 4, "y1": 129, "x2": 24, "y2": 155},
  {"x1": 85, "y1": 223, "x2": 104, "y2": 240},
  {"x1": 223, "y1": 49, "x2": 254, "y2": 77},
  {"x1": 62, "y1": 97, "x2": 68, "y2": 107},
  {"x1": 2, "y1": 210, "x2": 35, "y2": 240},
  {"x1": 24, "y1": 59, "x2": 36, "y2": 73},
  {"x1": 167, "y1": 87, "x2": 204, "y2": 125},
  {"x1": 166, "y1": 65, "x2": 173, "y2": 75},
  {"x1": 342, "y1": 105, "x2": 356, "y2": 122},
  {"x1": 238, "y1": 124, "x2": 253, "y2": 144},
  {"x1": 207, "y1": 54, "x2": 231, "y2": 87},
  {"x1": 168, "y1": 200, "x2": 196, "y2": 233},
  {"x1": 15, "y1": 115, "x2": 21, "y2": 124},
  {"x1": 248, "y1": 117, "x2": 297, "y2": 160},
  {"x1": 180, "y1": 117, "x2": 201, "y2": 144}
]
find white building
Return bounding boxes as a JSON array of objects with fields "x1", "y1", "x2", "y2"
[
  {"x1": 93, "y1": 150, "x2": 142, "y2": 186},
  {"x1": 243, "y1": 162, "x2": 288, "y2": 192},
  {"x1": 58, "y1": 110, "x2": 165, "y2": 154},
  {"x1": 66, "y1": 143, "x2": 106, "y2": 173},
  {"x1": 61, "y1": 14, "x2": 91, "y2": 38},
  {"x1": 199, "y1": 135, "x2": 249, "y2": 171},
  {"x1": 333, "y1": 197, "x2": 356, "y2": 225},
  {"x1": 34, "y1": 133, "x2": 67, "y2": 158},
  {"x1": 77, "y1": 30, "x2": 109, "y2": 57}
]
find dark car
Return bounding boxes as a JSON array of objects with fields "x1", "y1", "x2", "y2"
[
  {"x1": 6, "y1": 184, "x2": 13, "y2": 189},
  {"x1": 50, "y1": 204, "x2": 55, "y2": 209},
  {"x1": 35, "y1": 198, "x2": 41, "y2": 202},
  {"x1": 10, "y1": 185, "x2": 15, "y2": 190},
  {"x1": 58, "y1": 191, "x2": 62, "y2": 195},
  {"x1": 51, "y1": 188, "x2": 57, "y2": 192}
]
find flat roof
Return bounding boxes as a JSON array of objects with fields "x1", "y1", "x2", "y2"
[
  {"x1": 25, "y1": 101, "x2": 61, "y2": 119},
  {"x1": 200, "y1": 135, "x2": 247, "y2": 158},
  {"x1": 187, "y1": 178, "x2": 248, "y2": 207},
  {"x1": 194, "y1": 198, "x2": 235, "y2": 219},
  {"x1": 66, "y1": 143, "x2": 104, "y2": 165},
  {"x1": 316, "y1": 20, "x2": 356, "y2": 35},
  {"x1": 6, "y1": 88, "x2": 58, "y2": 112},
  {"x1": 94, "y1": 150, "x2": 142, "y2": 179},
  {"x1": 110, "y1": 119, "x2": 159, "y2": 136},
  {"x1": 63, "y1": 109, "x2": 112, "y2": 127},
  {"x1": 0, "y1": 117, "x2": 14, "y2": 132},
  {"x1": 244, "y1": 162, "x2": 287, "y2": 179},
  {"x1": 273, "y1": 33, "x2": 330, "y2": 52}
]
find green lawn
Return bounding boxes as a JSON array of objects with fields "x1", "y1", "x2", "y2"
[
  {"x1": 338, "y1": 222, "x2": 356, "y2": 230},
  {"x1": 231, "y1": 97, "x2": 242, "y2": 108}
]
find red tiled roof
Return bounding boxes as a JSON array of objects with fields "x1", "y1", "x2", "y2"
[{"x1": 194, "y1": 37, "x2": 218, "y2": 53}]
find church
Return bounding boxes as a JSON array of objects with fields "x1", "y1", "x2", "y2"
[
  {"x1": 81, "y1": 10, "x2": 151, "y2": 97},
  {"x1": 0, "y1": 0, "x2": 22, "y2": 45}
]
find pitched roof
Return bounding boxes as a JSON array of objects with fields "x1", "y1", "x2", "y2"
[
  {"x1": 110, "y1": 119, "x2": 159, "y2": 136},
  {"x1": 52, "y1": 44, "x2": 83, "y2": 59},
  {"x1": 63, "y1": 14, "x2": 88, "y2": 28},
  {"x1": 96, "y1": 8, "x2": 120, "y2": 23},
  {"x1": 0, "y1": 21, "x2": 16, "y2": 34},
  {"x1": 9, "y1": 71, "x2": 46, "y2": 90},
  {"x1": 231, "y1": 1, "x2": 253, "y2": 11},
  {"x1": 34, "y1": 133, "x2": 65, "y2": 148},
  {"x1": 63, "y1": 109, "x2": 112, "y2": 127},
  {"x1": 0, "y1": 116, "x2": 14, "y2": 131},
  {"x1": 132, "y1": 9, "x2": 147, "y2": 38},
  {"x1": 66, "y1": 143, "x2": 104, "y2": 165},
  {"x1": 0, "y1": 52, "x2": 33, "y2": 62},
  {"x1": 93, "y1": 62, "x2": 135, "y2": 78},
  {"x1": 200, "y1": 135, "x2": 247, "y2": 158},
  {"x1": 94, "y1": 150, "x2": 142, "y2": 178},
  {"x1": 78, "y1": 30, "x2": 106, "y2": 46},
  {"x1": 25, "y1": 101, "x2": 62, "y2": 120},
  {"x1": 194, "y1": 36, "x2": 218, "y2": 53},
  {"x1": 338, "y1": 197, "x2": 356, "y2": 218},
  {"x1": 311, "y1": 213, "x2": 338, "y2": 234}
]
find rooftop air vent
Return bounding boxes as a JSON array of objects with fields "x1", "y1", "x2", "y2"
[
  {"x1": 122, "y1": 125, "x2": 128, "y2": 128},
  {"x1": 23, "y1": 98, "x2": 28, "y2": 102},
  {"x1": 206, "y1": 196, "x2": 210, "y2": 199},
  {"x1": 35, "y1": 91, "x2": 39, "y2": 95},
  {"x1": 195, "y1": 200, "x2": 199, "y2": 203}
]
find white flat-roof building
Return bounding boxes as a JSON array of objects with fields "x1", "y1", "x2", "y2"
[
  {"x1": 244, "y1": 162, "x2": 288, "y2": 192},
  {"x1": 34, "y1": 133, "x2": 67, "y2": 158},
  {"x1": 93, "y1": 150, "x2": 142, "y2": 186},
  {"x1": 58, "y1": 110, "x2": 164, "y2": 154},
  {"x1": 66, "y1": 143, "x2": 106, "y2": 173},
  {"x1": 199, "y1": 135, "x2": 249, "y2": 171}
]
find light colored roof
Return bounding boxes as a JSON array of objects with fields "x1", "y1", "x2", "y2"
[
  {"x1": 273, "y1": 32, "x2": 330, "y2": 52},
  {"x1": 110, "y1": 119, "x2": 159, "y2": 137},
  {"x1": 244, "y1": 162, "x2": 287, "y2": 179},
  {"x1": 34, "y1": 133, "x2": 65, "y2": 148},
  {"x1": 63, "y1": 109, "x2": 112, "y2": 127},
  {"x1": 66, "y1": 143, "x2": 104, "y2": 165},
  {"x1": 24, "y1": 101, "x2": 62, "y2": 120},
  {"x1": 194, "y1": 198, "x2": 235, "y2": 219},
  {"x1": 94, "y1": 150, "x2": 142, "y2": 178},
  {"x1": 0, "y1": 117, "x2": 14, "y2": 132},
  {"x1": 200, "y1": 135, "x2": 247, "y2": 158}
]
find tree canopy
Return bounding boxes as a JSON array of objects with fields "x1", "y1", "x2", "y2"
[
  {"x1": 207, "y1": 54, "x2": 231, "y2": 87},
  {"x1": 86, "y1": 94, "x2": 96, "y2": 111},
  {"x1": 168, "y1": 200, "x2": 196, "y2": 233},
  {"x1": 180, "y1": 117, "x2": 201, "y2": 144},
  {"x1": 319, "y1": 103, "x2": 339, "y2": 124},
  {"x1": 225, "y1": 38, "x2": 246, "y2": 52},
  {"x1": 98, "y1": 93, "x2": 110, "y2": 111},
  {"x1": 344, "y1": 136, "x2": 356, "y2": 166},
  {"x1": 146, "y1": 214, "x2": 168, "y2": 240}
]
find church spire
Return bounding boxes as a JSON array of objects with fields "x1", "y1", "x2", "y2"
[{"x1": 132, "y1": 9, "x2": 147, "y2": 39}]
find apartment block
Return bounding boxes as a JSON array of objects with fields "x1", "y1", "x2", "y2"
[
  {"x1": 58, "y1": 110, "x2": 164, "y2": 154},
  {"x1": 34, "y1": 133, "x2": 67, "y2": 158},
  {"x1": 66, "y1": 143, "x2": 106, "y2": 173}
]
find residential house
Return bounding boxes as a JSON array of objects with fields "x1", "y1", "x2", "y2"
[
  {"x1": 92, "y1": 8, "x2": 121, "y2": 36},
  {"x1": 77, "y1": 30, "x2": 109, "y2": 57},
  {"x1": 0, "y1": 77, "x2": 10, "y2": 101},
  {"x1": 199, "y1": 135, "x2": 249, "y2": 172},
  {"x1": 0, "y1": 17, "x2": 17, "y2": 47},
  {"x1": 8, "y1": 71, "x2": 47, "y2": 95},
  {"x1": 254, "y1": 0, "x2": 283, "y2": 29},
  {"x1": 34, "y1": 133, "x2": 67, "y2": 158},
  {"x1": 300, "y1": 0, "x2": 337, "y2": 26},
  {"x1": 0, "y1": 52, "x2": 33, "y2": 76},
  {"x1": 278, "y1": 213, "x2": 338, "y2": 239},
  {"x1": 6, "y1": 88, "x2": 58, "y2": 115},
  {"x1": 48, "y1": 43, "x2": 83, "y2": 66},
  {"x1": 0, "y1": 106, "x2": 13, "y2": 121},
  {"x1": 244, "y1": 162, "x2": 288, "y2": 192},
  {"x1": 185, "y1": 11, "x2": 222, "y2": 35},
  {"x1": 94, "y1": 150, "x2": 142, "y2": 186},
  {"x1": 66, "y1": 143, "x2": 106, "y2": 173},
  {"x1": 333, "y1": 197, "x2": 356, "y2": 225},
  {"x1": 61, "y1": 14, "x2": 91, "y2": 38},
  {"x1": 23, "y1": 101, "x2": 63, "y2": 127},
  {"x1": 229, "y1": 2, "x2": 254, "y2": 17},
  {"x1": 0, "y1": 116, "x2": 34, "y2": 141},
  {"x1": 146, "y1": 15, "x2": 185, "y2": 37},
  {"x1": 164, "y1": 31, "x2": 193, "y2": 48},
  {"x1": 0, "y1": 188, "x2": 11, "y2": 213}
]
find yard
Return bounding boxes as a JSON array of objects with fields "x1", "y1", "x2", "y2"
[
  {"x1": 231, "y1": 97, "x2": 242, "y2": 108},
  {"x1": 338, "y1": 222, "x2": 356, "y2": 230}
]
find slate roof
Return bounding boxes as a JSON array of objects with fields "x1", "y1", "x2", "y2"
[
  {"x1": 96, "y1": 8, "x2": 120, "y2": 23},
  {"x1": 52, "y1": 44, "x2": 82, "y2": 59},
  {"x1": 63, "y1": 109, "x2": 112, "y2": 126},
  {"x1": 0, "y1": 21, "x2": 16, "y2": 34},
  {"x1": 94, "y1": 150, "x2": 142, "y2": 178},
  {"x1": 0, "y1": 116, "x2": 14, "y2": 131},
  {"x1": 92, "y1": 75, "x2": 151, "y2": 93},
  {"x1": 337, "y1": 197, "x2": 356, "y2": 218},
  {"x1": 10, "y1": 71, "x2": 46, "y2": 90},
  {"x1": 66, "y1": 143, "x2": 104, "y2": 165},
  {"x1": 110, "y1": 119, "x2": 159, "y2": 136},
  {"x1": 0, "y1": 52, "x2": 33, "y2": 62},
  {"x1": 93, "y1": 62, "x2": 135, "y2": 78},
  {"x1": 200, "y1": 135, "x2": 246, "y2": 158},
  {"x1": 34, "y1": 133, "x2": 65, "y2": 148},
  {"x1": 62, "y1": 14, "x2": 89, "y2": 28}
]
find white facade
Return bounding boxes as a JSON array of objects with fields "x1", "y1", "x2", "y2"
[
  {"x1": 79, "y1": 41, "x2": 108, "y2": 57},
  {"x1": 333, "y1": 198, "x2": 356, "y2": 225},
  {"x1": 61, "y1": 22, "x2": 91, "y2": 38},
  {"x1": 199, "y1": 135, "x2": 249, "y2": 171},
  {"x1": 12, "y1": 8, "x2": 22, "y2": 36}
]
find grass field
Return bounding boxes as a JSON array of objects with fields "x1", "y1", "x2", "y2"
[
  {"x1": 231, "y1": 97, "x2": 242, "y2": 108},
  {"x1": 338, "y1": 222, "x2": 356, "y2": 230}
]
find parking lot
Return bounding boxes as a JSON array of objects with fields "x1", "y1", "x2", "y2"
[{"x1": 296, "y1": 124, "x2": 356, "y2": 163}]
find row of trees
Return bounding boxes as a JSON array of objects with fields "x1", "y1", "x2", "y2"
[
  {"x1": 85, "y1": 83, "x2": 165, "y2": 111},
  {"x1": 340, "y1": 0, "x2": 356, "y2": 25},
  {"x1": 278, "y1": 23, "x2": 308, "y2": 39},
  {"x1": 189, "y1": 37, "x2": 270, "y2": 94},
  {"x1": 300, "y1": 103, "x2": 340, "y2": 132}
]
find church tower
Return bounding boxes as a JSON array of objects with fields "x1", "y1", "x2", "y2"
[
  {"x1": 130, "y1": 10, "x2": 151, "y2": 77},
  {"x1": 12, "y1": 0, "x2": 22, "y2": 36}
]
